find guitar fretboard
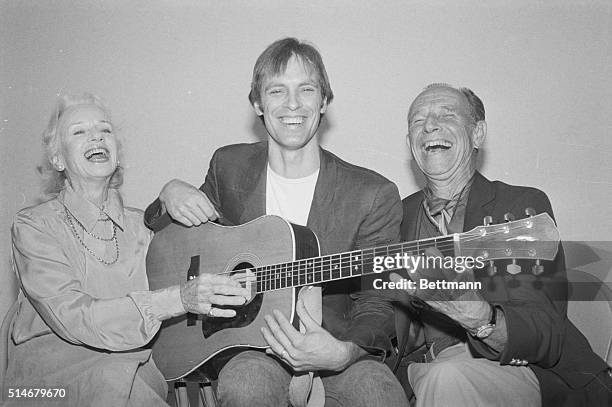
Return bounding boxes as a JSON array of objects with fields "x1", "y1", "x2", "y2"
[{"x1": 253, "y1": 235, "x2": 456, "y2": 293}]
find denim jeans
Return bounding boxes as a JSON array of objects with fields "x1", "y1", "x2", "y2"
[{"x1": 217, "y1": 350, "x2": 407, "y2": 407}]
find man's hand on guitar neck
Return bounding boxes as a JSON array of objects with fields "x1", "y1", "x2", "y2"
[
  {"x1": 390, "y1": 247, "x2": 508, "y2": 352},
  {"x1": 179, "y1": 274, "x2": 250, "y2": 317},
  {"x1": 261, "y1": 298, "x2": 367, "y2": 372},
  {"x1": 159, "y1": 179, "x2": 220, "y2": 227}
]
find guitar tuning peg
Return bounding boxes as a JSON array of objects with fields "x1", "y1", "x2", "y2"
[
  {"x1": 525, "y1": 208, "x2": 536, "y2": 217},
  {"x1": 483, "y1": 215, "x2": 493, "y2": 226},
  {"x1": 532, "y1": 259, "x2": 544, "y2": 275},
  {"x1": 487, "y1": 261, "x2": 497, "y2": 276},
  {"x1": 503, "y1": 212, "x2": 516, "y2": 222},
  {"x1": 506, "y1": 259, "x2": 521, "y2": 275}
]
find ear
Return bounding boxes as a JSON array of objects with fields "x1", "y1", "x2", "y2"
[
  {"x1": 471, "y1": 120, "x2": 487, "y2": 149},
  {"x1": 253, "y1": 101, "x2": 264, "y2": 116},
  {"x1": 319, "y1": 97, "x2": 328, "y2": 114},
  {"x1": 51, "y1": 155, "x2": 64, "y2": 171}
]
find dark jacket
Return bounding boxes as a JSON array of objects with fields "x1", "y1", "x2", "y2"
[{"x1": 397, "y1": 172, "x2": 610, "y2": 406}]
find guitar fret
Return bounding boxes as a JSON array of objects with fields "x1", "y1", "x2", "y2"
[
  {"x1": 322, "y1": 255, "x2": 332, "y2": 282},
  {"x1": 329, "y1": 254, "x2": 340, "y2": 279},
  {"x1": 297, "y1": 260, "x2": 302, "y2": 286},
  {"x1": 350, "y1": 252, "x2": 361, "y2": 276},
  {"x1": 275, "y1": 263, "x2": 279, "y2": 290},
  {"x1": 306, "y1": 259, "x2": 314, "y2": 284},
  {"x1": 284, "y1": 263, "x2": 289, "y2": 289},
  {"x1": 362, "y1": 247, "x2": 374, "y2": 275}
]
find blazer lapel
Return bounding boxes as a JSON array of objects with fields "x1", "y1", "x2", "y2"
[
  {"x1": 463, "y1": 171, "x2": 496, "y2": 231},
  {"x1": 400, "y1": 192, "x2": 424, "y2": 242},
  {"x1": 306, "y1": 149, "x2": 337, "y2": 253},
  {"x1": 238, "y1": 144, "x2": 268, "y2": 223}
]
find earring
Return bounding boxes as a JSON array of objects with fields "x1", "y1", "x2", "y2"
[{"x1": 57, "y1": 164, "x2": 65, "y2": 171}]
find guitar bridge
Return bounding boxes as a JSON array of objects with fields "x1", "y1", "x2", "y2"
[{"x1": 187, "y1": 255, "x2": 200, "y2": 326}]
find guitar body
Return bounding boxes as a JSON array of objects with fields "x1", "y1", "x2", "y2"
[{"x1": 146, "y1": 215, "x2": 319, "y2": 380}]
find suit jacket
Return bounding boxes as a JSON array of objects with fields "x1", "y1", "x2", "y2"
[
  {"x1": 397, "y1": 172, "x2": 609, "y2": 406},
  {"x1": 145, "y1": 141, "x2": 403, "y2": 355}
]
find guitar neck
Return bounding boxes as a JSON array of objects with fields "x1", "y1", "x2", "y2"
[
  {"x1": 249, "y1": 212, "x2": 560, "y2": 293},
  {"x1": 253, "y1": 235, "x2": 457, "y2": 294}
]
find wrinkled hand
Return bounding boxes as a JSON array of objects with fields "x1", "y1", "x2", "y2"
[
  {"x1": 261, "y1": 299, "x2": 355, "y2": 372},
  {"x1": 180, "y1": 274, "x2": 250, "y2": 318},
  {"x1": 159, "y1": 179, "x2": 219, "y2": 226},
  {"x1": 390, "y1": 247, "x2": 490, "y2": 330}
]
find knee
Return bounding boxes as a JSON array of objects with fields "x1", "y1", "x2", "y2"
[
  {"x1": 217, "y1": 351, "x2": 289, "y2": 407},
  {"x1": 333, "y1": 360, "x2": 406, "y2": 403},
  {"x1": 345, "y1": 360, "x2": 400, "y2": 391},
  {"x1": 417, "y1": 360, "x2": 475, "y2": 394}
]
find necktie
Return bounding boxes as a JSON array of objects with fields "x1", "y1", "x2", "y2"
[
  {"x1": 424, "y1": 195, "x2": 455, "y2": 235},
  {"x1": 423, "y1": 177, "x2": 472, "y2": 235}
]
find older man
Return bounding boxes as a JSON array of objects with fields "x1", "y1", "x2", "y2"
[
  {"x1": 395, "y1": 83, "x2": 611, "y2": 406},
  {"x1": 145, "y1": 38, "x2": 407, "y2": 406}
]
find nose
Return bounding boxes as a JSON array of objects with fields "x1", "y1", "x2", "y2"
[
  {"x1": 87, "y1": 128, "x2": 104, "y2": 142},
  {"x1": 285, "y1": 89, "x2": 302, "y2": 110},
  {"x1": 423, "y1": 115, "x2": 439, "y2": 134}
]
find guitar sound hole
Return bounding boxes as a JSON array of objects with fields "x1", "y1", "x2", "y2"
[{"x1": 201, "y1": 262, "x2": 263, "y2": 338}]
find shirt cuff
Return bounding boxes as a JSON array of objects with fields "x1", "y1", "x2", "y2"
[{"x1": 149, "y1": 286, "x2": 186, "y2": 320}]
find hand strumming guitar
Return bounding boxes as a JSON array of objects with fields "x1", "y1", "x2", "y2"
[
  {"x1": 261, "y1": 298, "x2": 366, "y2": 372},
  {"x1": 180, "y1": 274, "x2": 250, "y2": 318}
]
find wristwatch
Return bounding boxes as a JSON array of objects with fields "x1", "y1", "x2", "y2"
[{"x1": 469, "y1": 302, "x2": 497, "y2": 339}]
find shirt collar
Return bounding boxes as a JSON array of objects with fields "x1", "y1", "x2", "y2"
[{"x1": 59, "y1": 183, "x2": 125, "y2": 231}]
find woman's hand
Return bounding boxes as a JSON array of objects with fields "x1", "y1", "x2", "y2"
[{"x1": 180, "y1": 274, "x2": 251, "y2": 318}]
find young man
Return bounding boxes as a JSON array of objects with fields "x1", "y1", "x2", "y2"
[{"x1": 145, "y1": 38, "x2": 407, "y2": 407}]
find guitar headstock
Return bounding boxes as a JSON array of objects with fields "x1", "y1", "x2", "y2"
[{"x1": 458, "y1": 212, "x2": 560, "y2": 262}]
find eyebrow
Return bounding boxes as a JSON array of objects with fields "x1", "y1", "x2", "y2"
[
  {"x1": 264, "y1": 79, "x2": 318, "y2": 90},
  {"x1": 68, "y1": 120, "x2": 111, "y2": 127}
]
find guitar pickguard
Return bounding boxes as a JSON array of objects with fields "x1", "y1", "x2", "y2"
[{"x1": 201, "y1": 293, "x2": 263, "y2": 338}]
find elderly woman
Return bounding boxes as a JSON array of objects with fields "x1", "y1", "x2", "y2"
[{"x1": 4, "y1": 93, "x2": 249, "y2": 406}]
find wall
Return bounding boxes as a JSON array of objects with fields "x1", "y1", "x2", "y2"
[{"x1": 1, "y1": 0, "x2": 611, "y2": 322}]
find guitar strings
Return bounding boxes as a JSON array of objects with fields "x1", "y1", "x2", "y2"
[
  {"x1": 221, "y1": 222, "x2": 538, "y2": 282},
  {"x1": 219, "y1": 221, "x2": 547, "y2": 291},
  {"x1": 226, "y1": 221, "x2": 532, "y2": 280}
]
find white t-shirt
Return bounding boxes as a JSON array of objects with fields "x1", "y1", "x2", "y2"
[{"x1": 265, "y1": 164, "x2": 319, "y2": 226}]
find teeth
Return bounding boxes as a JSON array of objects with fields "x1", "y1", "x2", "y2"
[
  {"x1": 281, "y1": 117, "x2": 304, "y2": 125},
  {"x1": 424, "y1": 140, "x2": 451, "y2": 149},
  {"x1": 84, "y1": 147, "x2": 108, "y2": 159}
]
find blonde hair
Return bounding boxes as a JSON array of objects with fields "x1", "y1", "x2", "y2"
[{"x1": 38, "y1": 93, "x2": 123, "y2": 196}]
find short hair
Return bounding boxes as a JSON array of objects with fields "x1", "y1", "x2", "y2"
[
  {"x1": 423, "y1": 83, "x2": 485, "y2": 123},
  {"x1": 38, "y1": 92, "x2": 123, "y2": 197},
  {"x1": 248, "y1": 37, "x2": 334, "y2": 108}
]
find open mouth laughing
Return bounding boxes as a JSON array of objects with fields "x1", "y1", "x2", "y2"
[
  {"x1": 423, "y1": 140, "x2": 452, "y2": 152},
  {"x1": 84, "y1": 147, "x2": 110, "y2": 162}
]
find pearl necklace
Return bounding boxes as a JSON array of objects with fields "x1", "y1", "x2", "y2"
[{"x1": 65, "y1": 207, "x2": 119, "y2": 265}]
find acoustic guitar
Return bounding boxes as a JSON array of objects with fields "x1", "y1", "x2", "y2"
[{"x1": 146, "y1": 212, "x2": 559, "y2": 380}]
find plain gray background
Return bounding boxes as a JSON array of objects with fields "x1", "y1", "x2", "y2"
[{"x1": 1, "y1": 0, "x2": 611, "y2": 324}]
